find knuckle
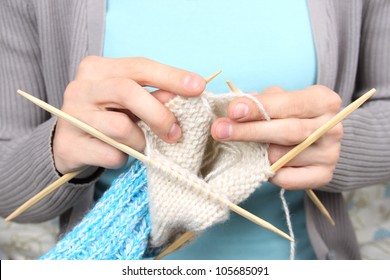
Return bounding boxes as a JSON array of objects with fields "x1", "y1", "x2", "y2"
[
  {"x1": 132, "y1": 57, "x2": 150, "y2": 65},
  {"x1": 263, "y1": 86, "x2": 285, "y2": 93},
  {"x1": 101, "y1": 147, "x2": 127, "y2": 169},
  {"x1": 283, "y1": 120, "x2": 310, "y2": 145},
  {"x1": 108, "y1": 114, "x2": 133, "y2": 141},
  {"x1": 321, "y1": 169, "x2": 334, "y2": 186},
  {"x1": 287, "y1": 93, "x2": 308, "y2": 118},
  {"x1": 286, "y1": 92, "x2": 301, "y2": 110},
  {"x1": 329, "y1": 123, "x2": 344, "y2": 140},
  {"x1": 325, "y1": 144, "x2": 341, "y2": 165},
  {"x1": 282, "y1": 133, "x2": 299, "y2": 146},
  {"x1": 322, "y1": 122, "x2": 343, "y2": 146},
  {"x1": 312, "y1": 167, "x2": 335, "y2": 187},
  {"x1": 154, "y1": 109, "x2": 176, "y2": 132},
  {"x1": 309, "y1": 85, "x2": 342, "y2": 112},
  {"x1": 63, "y1": 80, "x2": 84, "y2": 102},
  {"x1": 127, "y1": 57, "x2": 151, "y2": 83},
  {"x1": 275, "y1": 177, "x2": 297, "y2": 191},
  {"x1": 307, "y1": 84, "x2": 330, "y2": 95},
  {"x1": 114, "y1": 78, "x2": 137, "y2": 93},
  {"x1": 268, "y1": 145, "x2": 285, "y2": 164},
  {"x1": 77, "y1": 56, "x2": 102, "y2": 76},
  {"x1": 336, "y1": 123, "x2": 344, "y2": 139},
  {"x1": 327, "y1": 93, "x2": 342, "y2": 112}
]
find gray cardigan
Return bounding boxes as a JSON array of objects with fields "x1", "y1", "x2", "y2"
[{"x1": 1, "y1": 0, "x2": 389, "y2": 260}]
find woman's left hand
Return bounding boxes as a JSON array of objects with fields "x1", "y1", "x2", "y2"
[{"x1": 211, "y1": 85, "x2": 343, "y2": 190}]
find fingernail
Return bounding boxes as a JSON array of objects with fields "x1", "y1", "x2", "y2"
[
  {"x1": 183, "y1": 73, "x2": 203, "y2": 91},
  {"x1": 233, "y1": 103, "x2": 249, "y2": 119},
  {"x1": 216, "y1": 122, "x2": 232, "y2": 139},
  {"x1": 167, "y1": 123, "x2": 181, "y2": 141}
]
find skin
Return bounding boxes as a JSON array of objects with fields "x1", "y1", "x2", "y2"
[
  {"x1": 211, "y1": 86, "x2": 343, "y2": 190},
  {"x1": 53, "y1": 56, "x2": 206, "y2": 175},
  {"x1": 53, "y1": 56, "x2": 343, "y2": 190}
]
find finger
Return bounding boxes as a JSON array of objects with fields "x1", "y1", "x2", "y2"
[
  {"x1": 262, "y1": 86, "x2": 285, "y2": 94},
  {"x1": 53, "y1": 122, "x2": 130, "y2": 173},
  {"x1": 74, "y1": 137, "x2": 130, "y2": 170},
  {"x1": 268, "y1": 141, "x2": 341, "y2": 167},
  {"x1": 150, "y1": 89, "x2": 177, "y2": 104},
  {"x1": 269, "y1": 166, "x2": 335, "y2": 190},
  {"x1": 78, "y1": 110, "x2": 146, "y2": 152},
  {"x1": 76, "y1": 56, "x2": 206, "y2": 96},
  {"x1": 211, "y1": 117, "x2": 322, "y2": 145},
  {"x1": 228, "y1": 85, "x2": 341, "y2": 121},
  {"x1": 65, "y1": 78, "x2": 182, "y2": 143},
  {"x1": 84, "y1": 138, "x2": 130, "y2": 169}
]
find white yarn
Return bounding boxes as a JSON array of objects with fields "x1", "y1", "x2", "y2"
[
  {"x1": 233, "y1": 89, "x2": 295, "y2": 259},
  {"x1": 140, "y1": 92, "x2": 294, "y2": 257},
  {"x1": 233, "y1": 91, "x2": 271, "y2": 121},
  {"x1": 280, "y1": 188, "x2": 296, "y2": 259}
]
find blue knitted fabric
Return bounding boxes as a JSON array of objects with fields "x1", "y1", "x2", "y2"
[{"x1": 40, "y1": 160, "x2": 151, "y2": 260}]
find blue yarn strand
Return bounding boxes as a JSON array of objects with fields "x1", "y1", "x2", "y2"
[{"x1": 40, "y1": 160, "x2": 151, "y2": 260}]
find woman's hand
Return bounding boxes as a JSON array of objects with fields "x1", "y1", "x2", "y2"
[
  {"x1": 211, "y1": 85, "x2": 343, "y2": 190},
  {"x1": 53, "y1": 56, "x2": 205, "y2": 175}
]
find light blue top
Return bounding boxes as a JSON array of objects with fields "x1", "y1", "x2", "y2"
[{"x1": 102, "y1": 0, "x2": 317, "y2": 259}]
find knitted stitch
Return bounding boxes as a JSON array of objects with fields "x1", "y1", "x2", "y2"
[
  {"x1": 40, "y1": 160, "x2": 150, "y2": 260},
  {"x1": 142, "y1": 92, "x2": 272, "y2": 247},
  {"x1": 40, "y1": 92, "x2": 279, "y2": 260}
]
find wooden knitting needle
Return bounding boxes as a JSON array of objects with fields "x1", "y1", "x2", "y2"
[
  {"x1": 155, "y1": 86, "x2": 376, "y2": 259},
  {"x1": 269, "y1": 90, "x2": 376, "y2": 170},
  {"x1": 155, "y1": 231, "x2": 197, "y2": 260},
  {"x1": 206, "y1": 70, "x2": 222, "y2": 83},
  {"x1": 268, "y1": 88, "x2": 376, "y2": 224},
  {"x1": 226, "y1": 81, "x2": 335, "y2": 225},
  {"x1": 226, "y1": 80, "x2": 239, "y2": 93},
  {"x1": 5, "y1": 70, "x2": 223, "y2": 222},
  {"x1": 5, "y1": 167, "x2": 89, "y2": 222},
  {"x1": 12, "y1": 89, "x2": 293, "y2": 241}
]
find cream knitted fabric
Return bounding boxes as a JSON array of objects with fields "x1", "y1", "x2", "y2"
[{"x1": 141, "y1": 92, "x2": 272, "y2": 247}]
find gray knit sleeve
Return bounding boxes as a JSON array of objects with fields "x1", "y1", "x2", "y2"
[
  {"x1": 0, "y1": 0, "x2": 96, "y2": 222},
  {"x1": 327, "y1": 0, "x2": 390, "y2": 191}
]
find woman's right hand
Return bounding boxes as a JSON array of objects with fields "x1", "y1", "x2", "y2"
[{"x1": 53, "y1": 56, "x2": 206, "y2": 175}]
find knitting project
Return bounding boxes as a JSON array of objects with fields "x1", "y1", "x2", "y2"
[
  {"x1": 40, "y1": 92, "x2": 275, "y2": 260},
  {"x1": 41, "y1": 160, "x2": 150, "y2": 260}
]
